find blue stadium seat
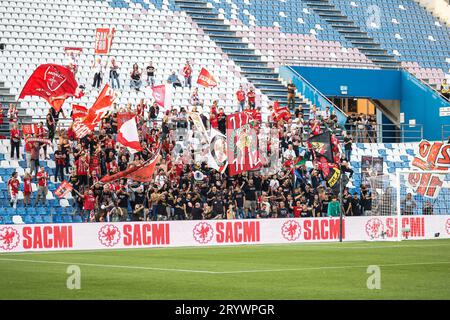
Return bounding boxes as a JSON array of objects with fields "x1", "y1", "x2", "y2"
[
  {"x1": 33, "y1": 216, "x2": 44, "y2": 224},
  {"x1": 62, "y1": 215, "x2": 73, "y2": 223},
  {"x1": 73, "y1": 216, "x2": 83, "y2": 223},
  {"x1": 23, "y1": 215, "x2": 33, "y2": 224},
  {"x1": 53, "y1": 215, "x2": 63, "y2": 223},
  {"x1": 3, "y1": 216, "x2": 13, "y2": 224}
]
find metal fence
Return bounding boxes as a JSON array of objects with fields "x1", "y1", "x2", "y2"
[{"x1": 345, "y1": 123, "x2": 423, "y2": 143}]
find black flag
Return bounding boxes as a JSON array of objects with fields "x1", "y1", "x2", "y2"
[{"x1": 308, "y1": 131, "x2": 334, "y2": 163}]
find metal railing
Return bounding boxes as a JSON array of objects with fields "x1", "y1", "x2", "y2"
[
  {"x1": 282, "y1": 58, "x2": 383, "y2": 70},
  {"x1": 403, "y1": 68, "x2": 450, "y2": 103},
  {"x1": 280, "y1": 65, "x2": 348, "y2": 125},
  {"x1": 344, "y1": 123, "x2": 423, "y2": 143}
]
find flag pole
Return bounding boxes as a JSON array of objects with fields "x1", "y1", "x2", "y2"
[{"x1": 339, "y1": 170, "x2": 343, "y2": 243}]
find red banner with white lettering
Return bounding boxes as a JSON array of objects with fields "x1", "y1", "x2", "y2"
[
  {"x1": 197, "y1": 68, "x2": 217, "y2": 88},
  {"x1": 22, "y1": 124, "x2": 38, "y2": 135},
  {"x1": 54, "y1": 180, "x2": 73, "y2": 199},
  {"x1": 226, "y1": 111, "x2": 261, "y2": 176},
  {"x1": 406, "y1": 140, "x2": 449, "y2": 198},
  {"x1": 95, "y1": 28, "x2": 115, "y2": 54},
  {"x1": 71, "y1": 104, "x2": 88, "y2": 120},
  {"x1": 19, "y1": 64, "x2": 78, "y2": 112}
]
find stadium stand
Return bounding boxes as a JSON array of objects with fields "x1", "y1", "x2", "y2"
[{"x1": 0, "y1": 0, "x2": 449, "y2": 225}]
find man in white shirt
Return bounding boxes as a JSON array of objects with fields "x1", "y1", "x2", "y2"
[{"x1": 283, "y1": 144, "x2": 297, "y2": 160}]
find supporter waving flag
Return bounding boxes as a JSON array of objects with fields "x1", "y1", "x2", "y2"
[
  {"x1": 73, "y1": 84, "x2": 118, "y2": 139},
  {"x1": 71, "y1": 104, "x2": 88, "y2": 120},
  {"x1": 19, "y1": 64, "x2": 79, "y2": 112},
  {"x1": 272, "y1": 101, "x2": 291, "y2": 122},
  {"x1": 100, "y1": 145, "x2": 161, "y2": 183},
  {"x1": 308, "y1": 131, "x2": 342, "y2": 191},
  {"x1": 117, "y1": 117, "x2": 143, "y2": 154},
  {"x1": 54, "y1": 180, "x2": 73, "y2": 199},
  {"x1": 151, "y1": 84, "x2": 172, "y2": 108},
  {"x1": 197, "y1": 68, "x2": 217, "y2": 88},
  {"x1": 307, "y1": 131, "x2": 334, "y2": 164}
]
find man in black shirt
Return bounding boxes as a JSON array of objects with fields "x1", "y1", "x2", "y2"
[
  {"x1": 243, "y1": 179, "x2": 257, "y2": 218},
  {"x1": 340, "y1": 160, "x2": 354, "y2": 179},
  {"x1": 149, "y1": 102, "x2": 159, "y2": 120},
  {"x1": 191, "y1": 202, "x2": 204, "y2": 220},
  {"x1": 233, "y1": 187, "x2": 245, "y2": 219},
  {"x1": 277, "y1": 201, "x2": 289, "y2": 218},
  {"x1": 287, "y1": 80, "x2": 296, "y2": 110},
  {"x1": 117, "y1": 186, "x2": 130, "y2": 221},
  {"x1": 351, "y1": 192, "x2": 362, "y2": 216},
  {"x1": 211, "y1": 196, "x2": 225, "y2": 219},
  {"x1": 360, "y1": 184, "x2": 372, "y2": 214},
  {"x1": 343, "y1": 132, "x2": 353, "y2": 161}
]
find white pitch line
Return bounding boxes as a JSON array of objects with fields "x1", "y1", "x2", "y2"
[
  {"x1": 213, "y1": 261, "x2": 450, "y2": 274},
  {"x1": 0, "y1": 257, "x2": 217, "y2": 274},
  {"x1": 0, "y1": 257, "x2": 449, "y2": 275},
  {"x1": 2, "y1": 241, "x2": 450, "y2": 257}
]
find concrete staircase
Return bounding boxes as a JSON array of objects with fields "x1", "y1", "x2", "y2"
[
  {"x1": 175, "y1": 0, "x2": 312, "y2": 114},
  {"x1": 304, "y1": 0, "x2": 401, "y2": 69},
  {"x1": 0, "y1": 82, "x2": 27, "y2": 138}
]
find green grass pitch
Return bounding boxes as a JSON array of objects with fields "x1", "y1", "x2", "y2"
[{"x1": 0, "y1": 239, "x2": 450, "y2": 299}]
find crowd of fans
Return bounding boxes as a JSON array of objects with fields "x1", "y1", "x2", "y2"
[{"x1": 5, "y1": 59, "x2": 384, "y2": 223}]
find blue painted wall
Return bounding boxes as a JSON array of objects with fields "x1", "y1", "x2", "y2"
[
  {"x1": 288, "y1": 66, "x2": 450, "y2": 141},
  {"x1": 400, "y1": 71, "x2": 450, "y2": 141},
  {"x1": 291, "y1": 67, "x2": 401, "y2": 100}
]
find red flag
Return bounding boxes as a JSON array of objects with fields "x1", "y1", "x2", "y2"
[
  {"x1": 243, "y1": 109, "x2": 261, "y2": 122},
  {"x1": 117, "y1": 117, "x2": 143, "y2": 154},
  {"x1": 272, "y1": 101, "x2": 291, "y2": 122},
  {"x1": 95, "y1": 28, "x2": 115, "y2": 54},
  {"x1": 101, "y1": 153, "x2": 159, "y2": 183},
  {"x1": 19, "y1": 64, "x2": 78, "y2": 112},
  {"x1": 117, "y1": 112, "x2": 134, "y2": 128},
  {"x1": 197, "y1": 68, "x2": 217, "y2": 88},
  {"x1": 83, "y1": 84, "x2": 117, "y2": 131},
  {"x1": 54, "y1": 180, "x2": 73, "y2": 199},
  {"x1": 71, "y1": 104, "x2": 88, "y2": 120},
  {"x1": 226, "y1": 111, "x2": 261, "y2": 176},
  {"x1": 126, "y1": 157, "x2": 158, "y2": 182},
  {"x1": 152, "y1": 84, "x2": 166, "y2": 108},
  {"x1": 22, "y1": 124, "x2": 38, "y2": 135}
]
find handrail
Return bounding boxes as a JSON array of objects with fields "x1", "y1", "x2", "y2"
[
  {"x1": 282, "y1": 58, "x2": 381, "y2": 70},
  {"x1": 345, "y1": 122, "x2": 423, "y2": 143},
  {"x1": 403, "y1": 68, "x2": 450, "y2": 103},
  {"x1": 285, "y1": 65, "x2": 348, "y2": 118}
]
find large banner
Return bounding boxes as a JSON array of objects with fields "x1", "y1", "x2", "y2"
[
  {"x1": 95, "y1": 27, "x2": 115, "y2": 55},
  {"x1": 208, "y1": 128, "x2": 228, "y2": 174},
  {"x1": 361, "y1": 156, "x2": 384, "y2": 186},
  {"x1": 226, "y1": 111, "x2": 261, "y2": 176},
  {"x1": 22, "y1": 123, "x2": 38, "y2": 135},
  {"x1": 406, "y1": 140, "x2": 449, "y2": 198},
  {"x1": 0, "y1": 215, "x2": 449, "y2": 252}
]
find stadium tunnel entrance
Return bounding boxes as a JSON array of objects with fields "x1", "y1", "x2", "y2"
[{"x1": 280, "y1": 66, "x2": 450, "y2": 142}]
